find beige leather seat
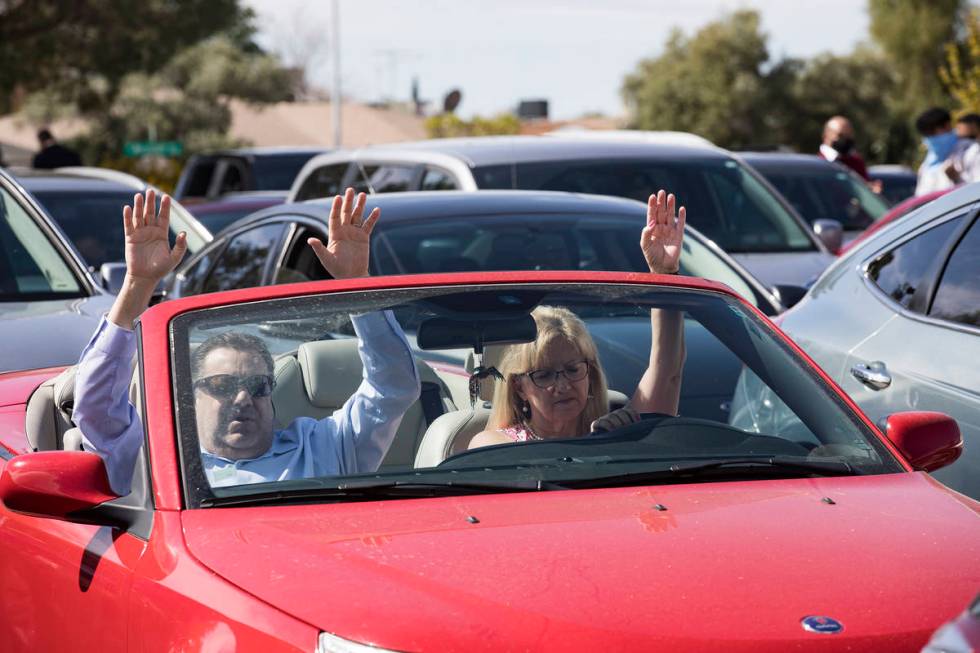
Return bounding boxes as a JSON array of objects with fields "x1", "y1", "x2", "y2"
[
  {"x1": 272, "y1": 338, "x2": 455, "y2": 469},
  {"x1": 413, "y1": 346, "x2": 629, "y2": 468}
]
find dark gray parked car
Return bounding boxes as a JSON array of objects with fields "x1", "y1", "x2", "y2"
[
  {"x1": 288, "y1": 136, "x2": 837, "y2": 287},
  {"x1": 0, "y1": 168, "x2": 114, "y2": 372}
]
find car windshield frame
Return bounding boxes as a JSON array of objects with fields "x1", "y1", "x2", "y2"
[{"x1": 168, "y1": 281, "x2": 898, "y2": 509}]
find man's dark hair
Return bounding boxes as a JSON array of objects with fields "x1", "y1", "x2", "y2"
[
  {"x1": 915, "y1": 107, "x2": 952, "y2": 135},
  {"x1": 957, "y1": 113, "x2": 980, "y2": 129},
  {"x1": 37, "y1": 128, "x2": 53, "y2": 142},
  {"x1": 191, "y1": 332, "x2": 274, "y2": 380}
]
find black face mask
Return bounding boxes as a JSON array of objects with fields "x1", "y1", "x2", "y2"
[{"x1": 831, "y1": 137, "x2": 855, "y2": 155}]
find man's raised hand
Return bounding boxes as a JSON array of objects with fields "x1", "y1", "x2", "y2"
[
  {"x1": 123, "y1": 189, "x2": 187, "y2": 284},
  {"x1": 308, "y1": 187, "x2": 380, "y2": 279},
  {"x1": 641, "y1": 189, "x2": 686, "y2": 275}
]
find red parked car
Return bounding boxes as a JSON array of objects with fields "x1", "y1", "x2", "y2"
[{"x1": 1, "y1": 271, "x2": 977, "y2": 652}]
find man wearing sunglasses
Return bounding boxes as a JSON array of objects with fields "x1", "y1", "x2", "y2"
[{"x1": 73, "y1": 188, "x2": 420, "y2": 495}]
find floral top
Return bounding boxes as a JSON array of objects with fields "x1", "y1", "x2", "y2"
[{"x1": 497, "y1": 424, "x2": 536, "y2": 442}]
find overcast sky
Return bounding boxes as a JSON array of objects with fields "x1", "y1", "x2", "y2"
[{"x1": 245, "y1": 0, "x2": 869, "y2": 120}]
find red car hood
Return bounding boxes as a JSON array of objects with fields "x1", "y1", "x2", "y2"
[{"x1": 182, "y1": 473, "x2": 980, "y2": 652}]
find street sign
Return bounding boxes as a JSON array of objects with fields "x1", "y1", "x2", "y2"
[{"x1": 123, "y1": 141, "x2": 183, "y2": 157}]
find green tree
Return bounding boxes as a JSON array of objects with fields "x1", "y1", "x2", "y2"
[
  {"x1": 621, "y1": 10, "x2": 781, "y2": 149},
  {"x1": 941, "y1": 9, "x2": 980, "y2": 112},
  {"x1": 0, "y1": 0, "x2": 258, "y2": 115},
  {"x1": 425, "y1": 113, "x2": 521, "y2": 138}
]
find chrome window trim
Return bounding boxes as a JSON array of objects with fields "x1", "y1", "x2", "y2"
[{"x1": 859, "y1": 201, "x2": 980, "y2": 336}]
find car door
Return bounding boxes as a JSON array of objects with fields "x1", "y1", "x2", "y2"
[
  {"x1": 0, "y1": 446, "x2": 154, "y2": 651},
  {"x1": 840, "y1": 207, "x2": 980, "y2": 497}
]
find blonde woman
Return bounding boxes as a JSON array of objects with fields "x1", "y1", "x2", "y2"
[{"x1": 468, "y1": 190, "x2": 687, "y2": 448}]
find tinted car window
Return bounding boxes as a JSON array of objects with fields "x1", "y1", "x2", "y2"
[
  {"x1": 294, "y1": 163, "x2": 349, "y2": 202},
  {"x1": 178, "y1": 246, "x2": 224, "y2": 297},
  {"x1": 421, "y1": 168, "x2": 460, "y2": 191},
  {"x1": 370, "y1": 214, "x2": 761, "y2": 308},
  {"x1": 760, "y1": 167, "x2": 888, "y2": 230},
  {"x1": 867, "y1": 214, "x2": 965, "y2": 311},
  {"x1": 353, "y1": 164, "x2": 417, "y2": 193},
  {"x1": 251, "y1": 154, "x2": 322, "y2": 191},
  {"x1": 0, "y1": 185, "x2": 82, "y2": 298},
  {"x1": 202, "y1": 224, "x2": 285, "y2": 294},
  {"x1": 472, "y1": 164, "x2": 513, "y2": 189},
  {"x1": 183, "y1": 159, "x2": 216, "y2": 197},
  {"x1": 930, "y1": 218, "x2": 980, "y2": 327},
  {"x1": 505, "y1": 159, "x2": 814, "y2": 253}
]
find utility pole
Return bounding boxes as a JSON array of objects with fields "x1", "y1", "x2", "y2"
[{"x1": 331, "y1": 0, "x2": 342, "y2": 147}]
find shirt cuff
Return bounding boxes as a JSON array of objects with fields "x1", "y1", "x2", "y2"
[{"x1": 91, "y1": 315, "x2": 137, "y2": 357}]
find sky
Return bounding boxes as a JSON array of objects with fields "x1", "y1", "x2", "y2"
[{"x1": 245, "y1": 0, "x2": 870, "y2": 121}]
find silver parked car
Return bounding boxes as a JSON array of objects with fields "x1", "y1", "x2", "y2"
[
  {"x1": 778, "y1": 182, "x2": 980, "y2": 498},
  {"x1": 0, "y1": 168, "x2": 114, "y2": 373}
]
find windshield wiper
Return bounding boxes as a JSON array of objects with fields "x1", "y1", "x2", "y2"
[
  {"x1": 551, "y1": 455, "x2": 854, "y2": 490},
  {"x1": 201, "y1": 477, "x2": 555, "y2": 507}
]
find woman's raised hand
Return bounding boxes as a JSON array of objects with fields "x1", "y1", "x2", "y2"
[
  {"x1": 641, "y1": 189, "x2": 685, "y2": 274},
  {"x1": 123, "y1": 189, "x2": 187, "y2": 284},
  {"x1": 308, "y1": 187, "x2": 380, "y2": 279}
]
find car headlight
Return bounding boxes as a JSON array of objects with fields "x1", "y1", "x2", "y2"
[{"x1": 317, "y1": 631, "x2": 401, "y2": 653}]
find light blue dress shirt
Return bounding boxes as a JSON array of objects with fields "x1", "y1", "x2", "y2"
[{"x1": 73, "y1": 311, "x2": 420, "y2": 496}]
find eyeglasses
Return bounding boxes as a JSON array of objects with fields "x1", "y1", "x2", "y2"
[
  {"x1": 194, "y1": 374, "x2": 275, "y2": 399},
  {"x1": 523, "y1": 359, "x2": 590, "y2": 389}
]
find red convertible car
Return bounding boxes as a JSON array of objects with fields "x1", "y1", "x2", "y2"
[{"x1": 1, "y1": 271, "x2": 977, "y2": 652}]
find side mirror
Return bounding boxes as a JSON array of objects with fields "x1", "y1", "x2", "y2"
[
  {"x1": 771, "y1": 284, "x2": 807, "y2": 309},
  {"x1": 100, "y1": 262, "x2": 127, "y2": 294},
  {"x1": 0, "y1": 451, "x2": 120, "y2": 523},
  {"x1": 812, "y1": 219, "x2": 843, "y2": 254},
  {"x1": 883, "y1": 411, "x2": 962, "y2": 472}
]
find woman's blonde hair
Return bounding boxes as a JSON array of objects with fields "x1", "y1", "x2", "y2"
[{"x1": 487, "y1": 306, "x2": 609, "y2": 434}]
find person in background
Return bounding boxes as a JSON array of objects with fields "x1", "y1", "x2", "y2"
[
  {"x1": 955, "y1": 113, "x2": 980, "y2": 141},
  {"x1": 819, "y1": 116, "x2": 871, "y2": 181},
  {"x1": 32, "y1": 127, "x2": 82, "y2": 169},
  {"x1": 914, "y1": 107, "x2": 980, "y2": 196}
]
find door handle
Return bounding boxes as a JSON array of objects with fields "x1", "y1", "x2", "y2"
[{"x1": 850, "y1": 361, "x2": 891, "y2": 390}]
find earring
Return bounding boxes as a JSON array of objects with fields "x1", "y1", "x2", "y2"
[{"x1": 521, "y1": 399, "x2": 531, "y2": 418}]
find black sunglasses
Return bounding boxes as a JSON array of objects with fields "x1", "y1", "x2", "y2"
[{"x1": 194, "y1": 374, "x2": 275, "y2": 399}]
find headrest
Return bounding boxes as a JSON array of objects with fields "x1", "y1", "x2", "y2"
[{"x1": 296, "y1": 338, "x2": 363, "y2": 408}]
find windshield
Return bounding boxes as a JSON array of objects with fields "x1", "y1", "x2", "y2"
[
  {"x1": 0, "y1": 184, "x2": 83, "y2": 301},
  {"x1": 371, "y1": 213, "x2": 763, "y2": 309},
  {"x1": 170, "y1": 283, "x2": 898, "y2": 508},
  {"x1": 476, "y1": 158, "x2": 816, "y2": 253},
  {"x1": 251, "y1": 154, "x2": 321, "y2": 191},
  {"x1": 757, "y1": 166, "x2": 889, "y2": 231},
  {"x1": 30, "y1": 190, "x2": 207, "y2": 270}
]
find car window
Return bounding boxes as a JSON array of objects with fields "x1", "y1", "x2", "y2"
[
  {"x1": 371, "y1": 214, "x2": 761, "y2": 308},
  {"x1": 867, "y1": 214, "x2": 966, "y2": 312},
  {"x1": 217, "y1": 160, "x2": 247, "y2": 195},
  {"x1": 202, "y1": 223, "x2": 286, "y2": 293},
  {"x1": 471, "y1": 164, "x2": 514, "y2": 189},
  {"x1": 274, "y1": 224, "x2": 332, "y2": 285},
  {"x1": 294, "y1": 163, "x2": 349, "y2": 202},
  {"x1": 760, "y1": 167, "x2": 888, "y2": 231},
  {"x1": 0, "y1": 185, "x2": 82, "y2": 299},
  {"x1": 182, "y1": 159, "x2": 216, "y2": 198},
  {"x1": 251, "y1": 154, "x2": 322, "y2": 191},
  {"x1": 30, "y1": 191, "x2": 208, "y2": 270},
  {"x1": 509, "y1": 159, "x2": 815, "y2": 253},
  {"x1": 352, "y1": 164, "x2": 418, "y2": 193},
  {"x1": 177, "y1": 245, "x2": 225, "y2": 297},
  {"x1": 169, "y1": 283, "x2": 898, "y2": 508},
  {"x1": 421, "y1": 167, "x2": 460, "y2": 191},
  {"x1": 929, "y1": 217, "x2": 980, "y2": 327}
]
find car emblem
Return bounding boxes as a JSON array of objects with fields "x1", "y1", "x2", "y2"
[{"x1": 801, "y1": 616, "x2": 844, "y2": 634}]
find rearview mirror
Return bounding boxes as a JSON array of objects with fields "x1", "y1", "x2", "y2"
[
  {"x1": 812, "y1": 219, "x2": 843, "y2": 254},
  {"x1": 417, "y1": 315, "x2": 537, "y2": 351},
  {"x1": 0, "y1": 451, "x2": 120, "y2": 523},
  {"x1": 771, "y1": 284, "x2": 807, "y2": 309},
  {"x1": 882, "y1": 411, "x2": 962, "y2": 472}
]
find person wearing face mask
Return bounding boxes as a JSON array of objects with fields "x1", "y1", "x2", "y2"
[
  {"x1": 914, "y1": 106, "x2": 980, "y2": 196},
  {"x1": 819, "y1": 116, "x2": 871, "y2": 182}
]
